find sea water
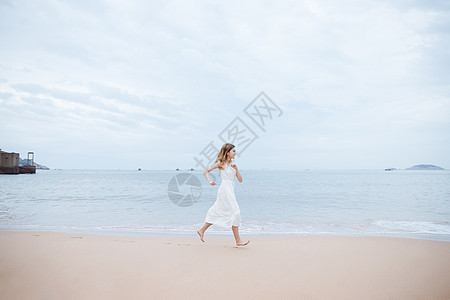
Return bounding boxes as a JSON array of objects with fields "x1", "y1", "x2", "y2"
[{"x1": 0, "y1": 169, "x2": 449, "y2": 241}]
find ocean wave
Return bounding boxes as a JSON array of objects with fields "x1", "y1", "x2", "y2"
[{"x1": 2, "y1": 219, "x2": 449, "y2": 241}]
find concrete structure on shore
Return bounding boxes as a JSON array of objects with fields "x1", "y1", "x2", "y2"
[
  {"x1": 0, "y1": 150, "x2": 20, "y2": 174},
  {"x1": 0, "y1": 150, "x2": 36, "y2": 174}
]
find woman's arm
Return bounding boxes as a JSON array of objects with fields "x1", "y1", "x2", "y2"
[
  {"x1": 231, "y1": 164, "x2": 243, "y2": 183},
  {"x1": 204, "y1": 162, "x2": 219, "y2": 185}
]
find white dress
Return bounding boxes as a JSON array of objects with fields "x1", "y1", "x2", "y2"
[{"x1": 205, "y1": 163, "x2": 241, "y2": 227}]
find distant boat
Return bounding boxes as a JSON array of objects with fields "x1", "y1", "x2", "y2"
[
  {"x1": 385, "y1": 168, "x2": 397, "y2": 171},
  {"x1": 138, "y1": 168, "x2": 142, "y2": 171}
]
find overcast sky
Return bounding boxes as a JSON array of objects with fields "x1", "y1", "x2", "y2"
[{"x1": 1, "y1": 0, "x2": 449, "y2": 170}]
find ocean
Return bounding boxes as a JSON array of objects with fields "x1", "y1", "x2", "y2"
[{"x1": 1, "y1": 169, "x2": 449, "y2": 241}]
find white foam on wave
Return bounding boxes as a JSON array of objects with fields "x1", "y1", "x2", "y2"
[
  {"x1": 373, "y1": 220, "x2": 450, "y2": 234},
  {"x1": 2, "y1": 219, "x2": 450, "y2": 241}
]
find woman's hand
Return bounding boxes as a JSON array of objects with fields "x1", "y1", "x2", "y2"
[
  {"x1": 204, "y1": 162, "x2": 219, "y2": 186},
  {"x1": 231, "y1": 163, "x2": 243, "y2": 183}
]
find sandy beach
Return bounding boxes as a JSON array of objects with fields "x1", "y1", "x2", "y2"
[{"x1": 1, "y1": 231, "x2": 449, "y2": 299}]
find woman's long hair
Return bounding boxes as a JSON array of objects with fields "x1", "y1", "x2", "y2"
[{"x1": 215, "y1": 143, "x2": 235, "y2": 170}]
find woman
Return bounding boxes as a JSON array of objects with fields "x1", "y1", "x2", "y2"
[{"x1": 197, "y1": 143, "x2": 250, "y2": 246}]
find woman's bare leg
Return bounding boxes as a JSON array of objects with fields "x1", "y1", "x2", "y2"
[
  {"x1": 232, "y1": 226, "x2": 250, "y2": 246},
  {"x1": 197, "y1": 222, "x2": 212, "y2": 242}
]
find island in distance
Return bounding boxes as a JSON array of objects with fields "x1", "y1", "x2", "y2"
[
  {"x1": 19, "y1": 158, "x2": 49, "y2": 170},
  {"x1": 405, "y1": 164, "x2": 445, "y2": 170}
]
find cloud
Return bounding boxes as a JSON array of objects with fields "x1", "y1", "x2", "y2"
[{"x1": 0, "y1": 0, "x2": 449, "y2": 169}]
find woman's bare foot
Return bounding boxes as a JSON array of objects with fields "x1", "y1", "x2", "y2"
[
  {"x1": 197, "y1": 230, "x2": 205, "y2": 242},
  {"x1": 236, "y1": 239, "x2": 250, "y2": 246}
]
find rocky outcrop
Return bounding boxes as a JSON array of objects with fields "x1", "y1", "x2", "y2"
[{"x1": 406, "y1": 164, "x2": 445, "y2": 170}]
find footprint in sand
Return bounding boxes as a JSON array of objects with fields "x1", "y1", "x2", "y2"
[
  {"x1": 161, "y1": 242, "x2": 192, "y2": 246},
  {"x1": 70, "y1": 236, "x2": 83, "y2": 239}
]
